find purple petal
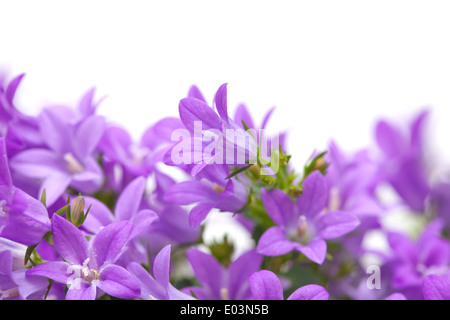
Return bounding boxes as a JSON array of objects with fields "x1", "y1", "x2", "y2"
[
  {"x1": 287, "y1": 284, "x2": 329, "y2": 300},
  {"x1": 189, "y1": 203, "x2": 215, "y2": 228},
  {"x1": 153, "y1": 245, "x2": 171, "y2": 289},
  {"x1": 115, "y1": 176, "x2": 146, "y2": 221},
  {"x1": 38, "y1": 108, "x2": 73, "y2": 154},
  {"x1": 91, "y1": 220, "x2": 132, "y2": 269},
  {"x1": 188, "y1": 85, "x2": 207, "y2": 102},
  {"x1": 178, "y1": 97, "x2": 222, "y2": 132},
  {"x1": 97, "y1": 264, "x2": 140, "y2": 299},
  {"x1": 316, "y1": 211, "x2": 360, "y2": 240},
  {"x1": 5, "y1": 73, "x2": 25, "y2": 105},
  {"x1": 10, "y1": 148, "x2": 66, "y2": 179},
  {"x1": 214, "y1": 83, "x2": 229, "y2": 124},
  {"x1": 295, "y1": 238, "x2": 327, "y2": 264},
  {"x1": 422, "y1": 274, "x2": 450, "y2": 300},
  {"x1": 74, "y1": 115, "x2": 106, "y2": 159},
  {"x1": 40, "y1": 174, "x2": 72, "y2": 207},
  {"x1": 52, "y1": 214, "x2": 88, "y2": 265},
  {"x1": 130, "y1": 209, "x2": 158, "y2": 239},
  {"x1": 228, "y1": 250, "x2": 263, "y2": 300},
  {"x1": 261, "y1": 106, "x2": 276, "y2": 130},
  {"x1": 65, "y1": 281, "x2": 97, "y2": 300},
  {"x1": 79, "y1": 196, "x2": 115, "y2": 234},
  {"x1": 164, "y1": 180, "x2": 218, "y2": 205},
  {"x1": 249, "y1": 270, "x2": 283, "y2": 300},
  {"x1": 234, "y1": 104, "x2": 255, "y2": 129},
  {"x1": 0, "y1": 137, "x2": 12, "y2": 188},
  {"x1": 385, "y1": 293, "x2": 407, "y2": 300},
  {"x1": 127, "y1": 261, "x2": 166, "y2": 300},
  {"x1": 256, "y1": 227, "x2": 296, "y2": 256},
  {"x1": 410, "y1": 109, "x2": 430, "y2": 153},
  {"x1": 375, "y1": 120, "x2": 404, "y2": 157},
  {"x1": 26, "y1": 261, "x2": 71, "y2": 284},
  {"x1": 186, "y1": 248, "x2": 224, "y2": 299},
  {"x1": 296, "y1": 171, "x2": 328, "y2": 218},
  {"x1": 261, "y1": 188, "x2": 296, "y2": 228}
]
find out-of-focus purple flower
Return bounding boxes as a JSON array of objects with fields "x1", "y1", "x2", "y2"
[
  {"x1": 257, "y1": 171, "x2": 360, "y2": 264},
  {"x1": 249, "y1": 270, "x2": 329, "y2": 300},
  {"x1": 0, "y1": 137, "x2": 51, "y2": 245},
  {"x1": 80, "y1": 177, "x2": 158, "y2": 266},
  {"x1": 374, "y1": 110, "x2": 431, "y2": 212},
  {"x1": 429, "y1": 182, "x2": 450, "y2": 231},
  {"x1": 0, "y1": 248, "x2": 49, "y2": 300},
  {"x1": 127, "y1": 245, "x2": 195, "y2": 300},
  {"x1": 99, "y1": 117, "x2": 183, "y2": 192},
  {"x1": 385, "y1": 220, "x2": 450, "y2": 299},
  {"x1": 27, "y1": 215, "x2": 140, "y2": 300},
  {"x1": 0, "y1": 74, "x2": 44, "y2": 157},
  {"x1": 422, "y1": 274, "x2": 450, "y2": 300},
  {"x1": 10, "y1": 105, "x2": 106, "y2": 206},
  {"x1": 385, "y1": 293, "x2": 407, "y2": 300},
  {"x1": 183, "y1": 248, "x2": 263, "y2": 300},
  {"x1": 164, "y1": 164, "x2": 247, "y2": 227}
]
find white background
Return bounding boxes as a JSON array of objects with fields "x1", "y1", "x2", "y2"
[{"x1": 2, "y1": 1, "x2": 450, "y2": 165}]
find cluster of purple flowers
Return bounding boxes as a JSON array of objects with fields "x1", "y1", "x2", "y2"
[{"x1": 1, "y1": 72, "x2": 450, "y2": 300}]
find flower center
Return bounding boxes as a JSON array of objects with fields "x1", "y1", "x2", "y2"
[
  {"x1": 212, "y1": 183, "x2": 225, "y2": 194},
  {"x1": 0, "y1": 287, "x2": 19, "y2": 300},
  {"x1": 297, "y1": 215, "x2": 308, "y2": 238},
  {"x1": 0, "y1": 200, "x2": 10, "y2": 219},
  {"x1": 220, "y1": 287, "x2": 230, "y2": 300},
  {"x1": 80, "y1": 258, "x2": 100, "y2": 283},
  {"x1": 130, "y1": 145, "x2": 150, "y2": 165},
  {"x1": 63, "y1": 152, "x2": 85, "y2": 174}
]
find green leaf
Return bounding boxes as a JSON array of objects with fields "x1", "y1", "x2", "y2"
[
  {"x1": 40, "y1": 189, "x2": 46, "y2": 207},
  {"x1": 225, "y1": 165, "x2": 252, "y2": 179},
  {"x1": 24, "y1": 244, "x2": 38, "y2": 266}
]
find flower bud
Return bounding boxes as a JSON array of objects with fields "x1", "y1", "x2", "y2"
[{"x1": 71, "y1": 195, "x2": 85, "y2": 225}]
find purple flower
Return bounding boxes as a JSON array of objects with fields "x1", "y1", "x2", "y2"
[
  {"x1": 10, "y1": 102, "x2": 106, "y2": 206},
  {"x1": 183, "y1": 248, "x2": 263, "y2": 300},
  {"x1": 249, "y1": 270, "x2": 329, "y2": 300},
  {"x1": 429, "y1": 182, "x2": 450, "y2": 231},
  {"x1": 0, "y1": 74, "x2": 44, "y2": 157},
  {"x1": 0, "y1": 137, "x2": 51, "y2": 245},
  {"x1": 164, "y1": 164, "x2": 247, "y2": 227},
  {"x1": 26, "y1": 214, "x2": 140, "y2": 300},
  {"x1": 256, "y1": 171, "x2": 360, "y2": 264},
  {"x1": 99, "y1": 117, "x2": 183, "y2": 192},
  {"x1": 422, "y1": 274, "x2": 450, "y2": 300},
  {"x1": 385, "y1": 220, "x2": 450, "y2": 299},
  {"x1": 374, "y1": 110, "x2": 431, "y2": 212},
  {"x1": 127, "y1": 245, "x2": 195, "y2": 300}
]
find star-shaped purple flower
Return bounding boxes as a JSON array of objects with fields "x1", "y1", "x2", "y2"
[
  {"x1": 256, "y1": 171, "x2": 360, "y2": 264},
  {"x1": 27, "y1": 214, "x2": 140, "y2": 300}
]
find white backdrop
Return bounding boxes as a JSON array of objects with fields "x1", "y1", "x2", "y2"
[
  {"x1": 2, "y1": 0, "x2": 450, "y2": 254},
  {"x1": 2, "y1": 1, "x2": 450, "y2": 165}
]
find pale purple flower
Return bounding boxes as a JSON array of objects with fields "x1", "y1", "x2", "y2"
[
  {"x1": 27, "y1": 214, "x2": 140, "y2": 300},
  {"x1": 422, "y1": 274, "x2": 450, "y2": 300},
  {"x1": 99, "y1": 117, "x2": 183, "y2": 192},
  {"x1": 164, "y1": 164, "x2": 247, "y2": 227},
  {"x1": 127, "y1": 245, "x2": 195, "y2": 300},
  {"x1": 374, "y1": 110, "x2": 431, "y2": 212},
  {"x1": 249, "y1": 270, "x2": 329, "y2": 300},
  {"x1": 183, "y1": 248, "x2": 263, "y2": 300},
  {"x1": 0, "y1": 74, "x2": 44, "y2": 157},
  {"x1": 385, "y1": 220, "x2": 450, "y2": 299},
  {"x1": 0, "y1": 137, "x2": 51, "y2": 245},
  {"x1": 10, "y1": 103, "x2": 106, "y2": 206},
  {"x1": 257, "y1": 171, "x2": 360, "y2": 264}
]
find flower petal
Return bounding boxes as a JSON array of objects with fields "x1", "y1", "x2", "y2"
[
  {"x1": 422, "y1": 274, "x2": 450, "y2": 300},
  {"x1": 52, "y1": 214, "x2": 88, "y2": 265},
  {"x1": 115, "y1": 176, "x2": 146, "y2": 221},
  {"x1": 91, "y1": 220, "x2": 132, "y2": 269},
  {"x1": 261, "y1": 188, "x2": 296, "y2": 228},
  {"x1": 178, "y1": 97, "x2": 222, "y2": 132},
  {"x1": 65, "y1": 281, "x2": 97, "y2": 300},
  {"x1": 316, "y1": 211, "x2": 360, "y2": 240},
  {"x1": 26, "y1": 261, "x2": 71, "y2": 285},
  {"x1": 214, "y1": 83, "x2": 229, "y2": 124},
  {"x1": 287, "y1": 284, "x2": 329, "y2": 300},
  {"x1": 256, "y1": 227, "x2": 296, "y2": 256},
  {"x1": 295, "y1": 238, "x2": 327, "y2": 265},
  {"x1": 249, "y1": 270, "x2": 283, "y2": 300},
  {"x1": 228, "y1": 250, "x2": 263, "y2": 300},
  {"x1": 296, "y1": 171, "x2": 328, "y2": 218},
  {"x1": 97, "y1": 264, "x2": 140, "y2": 299}
]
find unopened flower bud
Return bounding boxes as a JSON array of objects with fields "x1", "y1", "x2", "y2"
[{"x1": 71, "y1": 195, "x2": 85, "y2": 225}]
